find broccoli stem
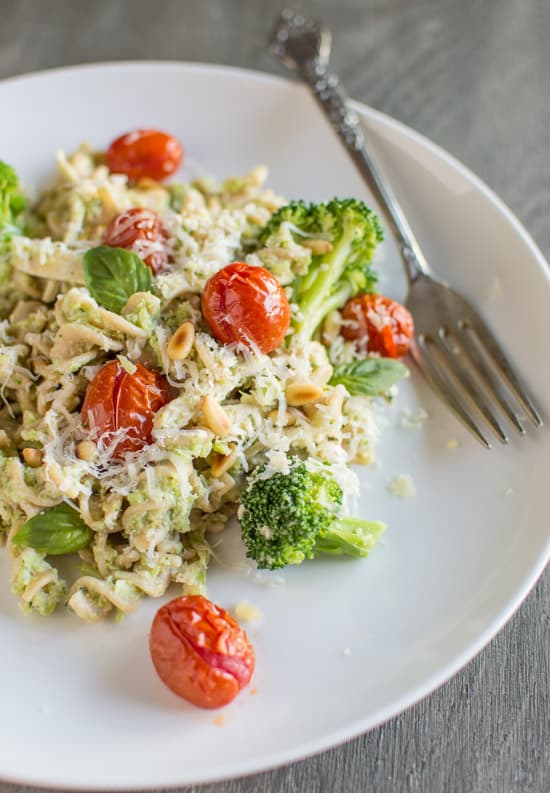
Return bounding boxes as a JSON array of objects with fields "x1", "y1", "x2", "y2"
[
  {"x1": 314, "y1": 517, "x2": 386, "y2": 557},
  {"x1": 293, "y1": 223, "x2": 356, "y2": 339}
]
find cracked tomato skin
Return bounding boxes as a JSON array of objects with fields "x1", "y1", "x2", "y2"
[
  {"x1": 103, "y1": 208, "x2": 170, "y2": 274},
  {"x1": 341, "y1": 293, "x2": 414, "y2": 358},
  {"x1": 150, "y1": 595, "x2": 255, "y2": 709},
  {"x1": 201, "y1": 261, "x2": 290, "y2": 354},
  {"x1": 80, "y1": 360, "x2": 170, "y2": 458},
  {"x1": 105, "y1": 128, "x2": 183, "y2": 182}
]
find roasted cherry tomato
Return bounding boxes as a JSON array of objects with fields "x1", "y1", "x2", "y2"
[
  {"x1": 81, "y1": 360, "x2": 170, "y2": 457},
  {"x1": 341, "y1": 294, "x2": 414, "y2": 358},
  {"x1": 103, "y1": 208, "x2": 170, "y2": 274},
  {"x1": 105, "y1": 129, "x2": 183, "y2": 182},
  {"x1": 201, "y1": 262, "x2": 290, "y2": 354},
  {"x1": 150, "y1": 595, "x2": 255, "y2": 709}
]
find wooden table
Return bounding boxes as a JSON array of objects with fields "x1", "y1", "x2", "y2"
[{"x1": 0, "y1": 1, "x2": 548, "y2": 791}]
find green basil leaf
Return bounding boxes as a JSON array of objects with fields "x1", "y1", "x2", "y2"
[
  {"x1": 12, "y1": 503, "x2": 94, "y2": 555},
  {"x1": 83, "y1": 245, "x2": 152, "y2": 314},
  {"x1": 329, "y1": 357, "x2": 409, "y2": 396}
]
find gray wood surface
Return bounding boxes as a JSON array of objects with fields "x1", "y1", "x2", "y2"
[{"x1": 0, "y1": 0, "x2": 548, "y2": 791}]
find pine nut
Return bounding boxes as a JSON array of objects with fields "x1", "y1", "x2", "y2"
[
  {"x1": 121, "y1": 291, "x2": 160, "y2": 316},
  {"x1": 202, "y1": 395, "x2": 232, "y2": 437},
  {"x1": 301, "y1": 239, "x2": 333, "y2": 255},
  {"x1": 76, "y1": 440, "x2": 98, "y2": 462},
  {"x1": 355, "y1": 448, "x2": 373, "y2": 466},
  {"x1": 322, "y1": 311, "x2": 343, "y2": 346},
  {"x1": 286, "y1": 383, "x2": 324, "y2": 407},
  {"x1": 97, "y1": 187, "x2": 118, "y2": 216},
  {"x1": 311, "y1": 364, "x2": 334, "y2": 387},
  {"x1": 45, "y1": 461, "x2": 64, "y2": 488},
  {"x1": 247, "y1": 211, "x2": 268, "y2": 226},
  {"x1": 249, "y1": 165, "x2": 268, "y2": 186},
  {"x1": 216, "y1": 473, "x2": 236, "y2": 498},
  {"x1": 22, "y1": 448, "x2": 42, "y2": 467},
  {"x1": 267, "y1": 409, "x2": 296, "y2": 426},
  {"x1": 167, "y1": 321, "x2": 195, "y2": 361},
  {"x1": 210, "y1": 445, "x2": 238, "y2": 477},
  {"x1": 136, "y1": 177, "x2": 161, "y2": 190}
]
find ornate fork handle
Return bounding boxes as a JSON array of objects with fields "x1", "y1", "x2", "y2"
[
  {"x1": 271, "y1": 10, "x2": 543, "y2": 444},
  {"x1": 299, "y1": 58, "x2": 428, "y2": 284}
]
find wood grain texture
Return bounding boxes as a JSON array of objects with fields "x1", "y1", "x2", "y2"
[{"x1": 0, "y1": 1, "x2": 548, "y2": 791}]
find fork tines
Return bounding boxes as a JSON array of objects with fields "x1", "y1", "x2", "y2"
[{"x1": 411, "y1": 287, "x2": 543, "y2": 448}]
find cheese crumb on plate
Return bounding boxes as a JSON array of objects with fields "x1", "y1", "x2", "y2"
[
  {"x1": 387, "y1": 474, "x2": 416, "y2": 498},
  {"x1": 234, "y1": 601, "x2": 263, "y2": 622}
]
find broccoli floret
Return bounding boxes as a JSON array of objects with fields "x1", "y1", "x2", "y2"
[
  {"x1": 239, "y1": 457, "x2": 385, "y2": 569},
  {"x1": 258, "y1": 198, "x2": 383, "y2": 340},
  {"x1": 0, "y1": 161, "x2": 26, "y2": 237}
]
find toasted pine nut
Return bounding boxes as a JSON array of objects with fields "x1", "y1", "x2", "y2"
[
  {"x1": 41, "y1": 279, "x2": 59, "y2": 304},
  {"x1": 301, "y1": 239, "x2": 333, "y2": 255},
  {"x1": 322, "y1": 311, "x2": 342, "y2": 345},
  {"x1": 121, "y1": 291, "x2": 160, "y2": 316},
  {"x1": 355, "y1": 448, "x2": 373, "y2": 466},
  {"x1": 311, "y1": 364, "x2": 334, "y2": 387},
  {"x1": 167, "y1": 321, "x2": 195, "y2": 361},
  {"x1": 267, "y1": 409, "x2": 296, "y2": 426},
  {"x1": 76, "y1": 440, "x2": 98, "y2": 462},
  {"x1": 97, "y1": 187, "x2": 118, "y2": 217},
  {"x1": 136, "y1": 177, "x2": 161, "y2": 190},
  {"x1": 249, "y1": 165, "x2": 268, "y2": 186},
  {"x1": 247, "y1": 211, "x2": 268, "y2": 226},
  {"x1": 207, "y1": 196, "x2": 221, "y2": 213},
  {"x1": 22, "y1": 448, "x2": 42, "y2": 467},
  {"x1": 262, "y1": 246, "x2": 295, "y2": 259},
  {"x1": 202, "y1": 395, "x2": 232, "y2": 437},
  {"x1": 210, "y1": 445, "x2": 238, "y2": 477},
  {"x1": 216, "y1": 473, "x2": 236, "y2": 498},
  {"x1": 286, "y1": 383, "x2": 324, "y2": 407},
  {"x1": 45, "y1": 461, "x2": 64, "y2": 489},
  {"x1": 182, "y1": 188, "x2": 207, "y2": 213}
]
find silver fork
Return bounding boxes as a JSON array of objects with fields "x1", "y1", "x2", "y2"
[{"x1": 269, "y1": 9, "x2": 543, "y2": 448}]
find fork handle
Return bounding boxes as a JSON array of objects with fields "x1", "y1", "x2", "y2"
[{"x1": 299, "y1": 60, "x2": 430, "y2": 283}]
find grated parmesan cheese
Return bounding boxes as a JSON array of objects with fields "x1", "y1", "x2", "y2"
[
  {"x1": 387, "y1": 474, "x2": 416, "y2": 498},
  {"x1": 0, "y1": 143, "x2": 392, "y2": 623},
  {"x1": 398, "y1": 408, "x2": 429, "y2": 429}
]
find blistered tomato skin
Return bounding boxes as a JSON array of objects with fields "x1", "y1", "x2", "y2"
[
  {"x1": 105, "y1": 129, "x2": 183, "y2": 182},
  {"x1": 201, "y1": 262, "x2": 290, "y2": 354},
  {"x1": 150, "y1": 595, "x2": 255, "y2": 709},
  {"x1": 103, "y1": 208, "x2": 170, "y2": 274},
  {"x1": 341, "y1": 294, "x2": 414, "y2": 358},
  {"x1": 81, "y1": 360, "x2": 171, "y2": 458}
]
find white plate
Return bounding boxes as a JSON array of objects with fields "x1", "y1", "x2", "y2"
[{"x1": 0, "y1": 63, "x2": 549, "y2": 790}]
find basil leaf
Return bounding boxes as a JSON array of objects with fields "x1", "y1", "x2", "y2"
[
  {"x1": 83, "y1": 245, "x2": 152, "y2": 314},
  {"x1": 12, "y1": 503, "x2": 94, "y2": 555},
  {"x1": 330, "y1": 357, "x2": 408, "y2": 396}
]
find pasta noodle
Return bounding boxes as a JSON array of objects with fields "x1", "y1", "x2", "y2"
[{"x1": 0, "y1": 144, "x2": 381, "y2": 622}]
